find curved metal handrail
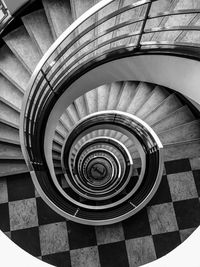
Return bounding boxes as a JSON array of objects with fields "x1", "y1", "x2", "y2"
[
  {"x1": 29, "y1": 110, "x2": 163, "y2": 224},
  {"x1": 19, "y1": 0, "x2": 200, "y2": 223},
  {"x1": 20, "y1": 2, "x2": 200, "y2": 156},
  {"x1": 20, "y1": 0, "x2": 156, "y2": 168}
]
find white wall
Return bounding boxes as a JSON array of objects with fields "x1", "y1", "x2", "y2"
[
  {"x1": 0, "y1": 230, "x2": 53, "y2": 266},
  {"x1": 142, "y1": 226, "x2": 200, "y2": 267}
]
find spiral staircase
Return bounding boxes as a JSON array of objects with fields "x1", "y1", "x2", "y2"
[{"x1": 1, "y1": 0, "x2": 200, "y2": 266}]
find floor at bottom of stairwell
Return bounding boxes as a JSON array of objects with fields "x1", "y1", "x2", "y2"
[{"x1": 0, "y1": 157, "x2": 200, "y2": 267}]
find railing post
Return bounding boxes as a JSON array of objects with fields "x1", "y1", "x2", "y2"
[
  {"x1": 135, "y1": 0, "x2": 154, "y2": 48},
  {"x1": 41, "y1": 69, "x2": 56, "y2": 95}
]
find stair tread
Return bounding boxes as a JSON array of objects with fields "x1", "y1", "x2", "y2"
[
  {"x1": 97, "y1": 84, "x2": 110, "y2": 112},
  {"x1": 0, "y1": 96, "x2": 20, "y2": 113},
  {"x1": 0, "y1": 74, "x2": 23, "y2": 110},
  {"x1": 52, "y1": 142, "x2": 62, "y2": 152},
  {"x1": 0, "y1": 102, "x2": 20, "y2": 127},
  {"x1": 116, "y1": 81, "x2": 138, "y2": 112},
  {"x1": 52, "y1": 147, "x2": 61, "y2": 154},
  {"x1": 58, "y1": 119, "x2": 70, "y2": 133},
  {"x1": 164, "y1": 138, "x2": 200, "y2": 161},
  {"x1": 96, "y1": 129, "x2": 104, "y2": 138},
  {"x1": 136, "y1": 86, "x2": 169, "y2": 119},
  {"x1": 74, "y1": 95, "x2": 87, "y2": 119},
  {"x1": 0, "y1": 45, "x2": 30, "y2": 91},
  {"x1": 0, "y1": 155, "x2": 24, "y2": 160},
  {"x1": 125, "y1": 115, "x2": 200, "y2": 154},
  {"x1": 152, "y1": 105, "x2": 195, "y2": 133},
  {"x1": 0, "y1": 161, "x2": 28, "y2": 177},
  {"x1": 60, "y1": 112, "x2": 74, "y2": 131},
  {"x1": 126, "y1": 82, "x2": 154, "y2": 115},
  {"x1": 0, "y1": 117, "x2": 19, "y2": 129},
  {"x1": 107, "y1": 82, "x2": 123, "y2": 110},
  {"x1": 55, "y1": 129, "x2": 65, "y2": 140},
  {"x1": 3, "y1": 26, "x2": 41, "y2": 73},
  {"x1": 144, "y1": 93, "x2": 183, "y2": 126},
  {"x1": 43, "y1": 0, "x2": 73, "y2": 40},
  {"x1": 0, "y1": 137, "x2": 20, "y2": 145},
  {"x1": 53, "y1": 154, "x2": 61, "y2": 161},
  {"x1": 85, "y1": 88, "x2": 98, "y2": 114},
  {"x1": 159, "y1": 119, "x2": 200, "y2": 144},
  {"x1": 0, "y1": 142, "x2": 23, "y2": 158},
  {"x1": 56, "y1": 122, "x2": 68, "y2": 138},
  {"x1": 113, "y1": 131, "x2": 124, "y2": 141},
  {"x1": 54, "y1": 132, "x2": 65, "y2": 144},
  {"x1": 53, "y1": 161, "x2": 61, "y2": 168},
  {"x1": 67, "y1": 104, "x2": 80, "y2": 124},
  {"x1": 22, "y1": 9, "x2": 54, "y2": 55},
  {"x1": 0, "y1": 169, "x2": 29, "y2": 177},
  {"x1": 0, "y1": 122, "x2": 19, "y2": 143},
  {"x1": 53, "y1": 138, "x2": 63, "y2": 147},
  {"x1": 164, "y1": 137, "x2": 200, "y2": 147}
]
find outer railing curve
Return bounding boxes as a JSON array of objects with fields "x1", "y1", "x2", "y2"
[
  {"x1": 19, "y1": 0, "x2": 200, "y2": 225},
  {"x1": 20, "y1": 0, "x2": 200, "y2": 167}
]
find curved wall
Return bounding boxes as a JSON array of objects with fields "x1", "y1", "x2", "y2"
[{"x1": 44, "y1": 54, "x2": 200, "y2": 178}]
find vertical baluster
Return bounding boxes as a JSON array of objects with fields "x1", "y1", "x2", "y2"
[{"x1": 135, "y1": 0, "x2": 155, "y2": 48}]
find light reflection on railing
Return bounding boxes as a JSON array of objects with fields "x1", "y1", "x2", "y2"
[{"x1": 0, "y1": 0, "x2": 11, "y2": 32}]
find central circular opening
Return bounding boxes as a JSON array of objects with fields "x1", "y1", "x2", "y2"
[
  {"x1": 90, "y1": 163, "x2": 107, "y2": 180},
  {"x1": 86, "y1": 157, "x2": 112, "y2": 187}
]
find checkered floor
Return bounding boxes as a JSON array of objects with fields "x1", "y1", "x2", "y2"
[{"x1": 0, "y1": 157, "x2": 200, "y2": 267}]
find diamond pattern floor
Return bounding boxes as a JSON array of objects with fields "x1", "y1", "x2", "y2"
[{"x1": 0, "y1": 157, "x2": 200, "y2": 267}]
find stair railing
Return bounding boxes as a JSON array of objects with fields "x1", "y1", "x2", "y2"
[
  {"x1": 20, "y1": 0, "x2": 200, "y2": 188},
  {"x1": 0, "y1": 0, "x2": 10, "y2": 31},
  {"x1": 20, "y1": 0, "x2": 155, "y2": 167}
]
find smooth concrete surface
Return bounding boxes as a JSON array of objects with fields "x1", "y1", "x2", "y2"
[
  {"x1": 22, "y1": 9, "x2": 54, "y2": 55},
  {"x1": 142, "y1": 225, "x2": 200, "y2": 267},
  {"x1": 42, "y1": 0, "x2": 73, "y2": 39},
  {"x1": 1, "y1": 225, "x2": 200, "y2": 266},
  {"x1": 0, "y1": 45, "x2": 30, "y2": 92},
  {"x1": 3, "y1": 25, "x2": 41, "y2": 73},
  {"x1": 0, "y1": 230, "x2": 53, "y2": 266}
]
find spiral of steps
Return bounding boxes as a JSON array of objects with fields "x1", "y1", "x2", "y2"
[
  {"x1": 37, "y1": 79, "x2": 198, "y2": 225},
  {"x1": 1, "y1": 0, "x2": 200, "y2": 177},
  {"x1": 1, "y1": 0, "x2": 200, "y2": 265}
]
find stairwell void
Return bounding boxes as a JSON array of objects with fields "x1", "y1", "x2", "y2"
[{"x1": 0, "y1": 0, "x2": 200, "y2": 266}]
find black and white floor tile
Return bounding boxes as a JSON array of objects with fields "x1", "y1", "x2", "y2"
[{"x1": 0, "y1": 157, "x2": 200, "y2": 267}]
